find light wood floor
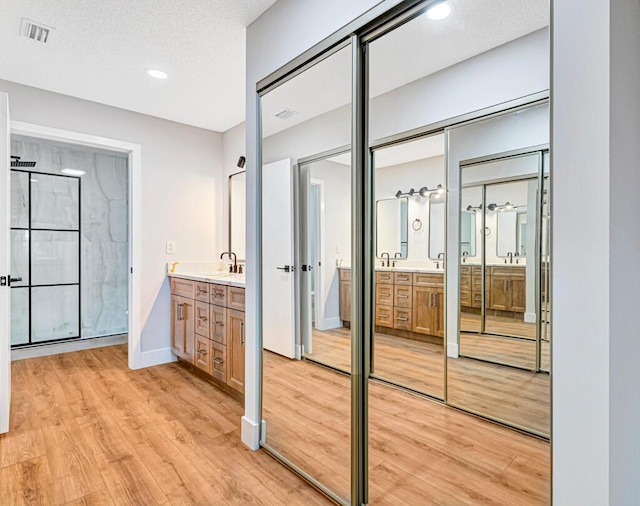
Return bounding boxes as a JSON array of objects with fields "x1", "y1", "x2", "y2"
[
  {"x1": 263, "y1": 351, "x2": 550, "y2": 505},
  {"x1": 307, "y1": 327, "x2": 550, "y2": 435},
  {"x1": 1, "y1": 345, "x2": 328, "y2": 505}
]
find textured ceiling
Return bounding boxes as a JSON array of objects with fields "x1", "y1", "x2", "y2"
[
  {"x1": 0, "y1": 0, "x2": 276, "y2": 132},
  {"x1": 262, "y1": 0, "x2": 548, "y2": 137}
]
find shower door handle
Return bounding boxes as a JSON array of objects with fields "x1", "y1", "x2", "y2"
[{"x1": 8, "y1": 277, "x2": 22, "y2": 286}]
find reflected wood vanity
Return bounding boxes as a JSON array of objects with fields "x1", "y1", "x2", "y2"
[
  {"x1": 339, "y1": 267, "x2": 444, "y2": 341},
  {"x1": 460, "y1": 264, "x2": 526, "y2": 314},
  {"x1": 170, "y1": 276, "x2": 245, "y2": 399}
]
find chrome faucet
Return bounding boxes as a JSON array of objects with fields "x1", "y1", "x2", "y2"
[
  {"x1": 436, "y1": 252, "x2": 445, "y2": 269},
  {"x1": 507, "y1": 252, "x2": 514, "y2": 264},
  {"x1": 462, "y1": 251, "x2": 469, "y2": 263},
  {"x1": 381, "y1": 252, "x2": 390, "y2": 267},
  {"x1": 220, "y1": 251, "x2": 238, "y2": 273}
]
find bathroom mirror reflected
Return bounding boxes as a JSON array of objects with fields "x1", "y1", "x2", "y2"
[
  {"x1": 229, "y1": 170, "x2": 246, "y2": 261},
  {"x1": 460, "y1": 211, "x2": 477, "y2": 258},
  {"x1": 376, "y1": 197, "x2": 408, "y2": 259},
  {"x1": 428, "y1": 198, "x2": 445, "y2": 261}
]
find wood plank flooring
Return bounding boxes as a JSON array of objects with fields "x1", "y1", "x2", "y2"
[
  {"x1": 307, "y1": 326, "x2": 550, "y2": 435},
  {"x1": 263, "y1": 351, "x2": 550, "y2": 505},
  {"x1": 2, "y1": 345, "x2": 328, "y2": 505}
]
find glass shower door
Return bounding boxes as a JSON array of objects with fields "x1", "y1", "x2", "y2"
[{"x1": 10, "y1": 170, "x2": 81, "y2": 345}]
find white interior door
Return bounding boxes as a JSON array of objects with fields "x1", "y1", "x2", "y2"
[
  {"x1": 0, "y1": 93, "x2": 11, "y2": 434},
  {"x1": 262, "y1": 159, "x2": 296, "y2": 359}
]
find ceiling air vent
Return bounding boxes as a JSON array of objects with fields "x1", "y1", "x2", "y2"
[
  {"x1": 20, "y1": 18, "x2": 53, "y2": 44},
  {"x1": 275, "y1": 108, "x2": 297, "y2": 120}
]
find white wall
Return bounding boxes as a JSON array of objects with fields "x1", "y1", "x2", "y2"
[
  {"x1": 222, "y1": 122, "x2": 246, "y2": 260},
  {"x1": 0, "y1": 79, "x2": 224, "y2": 360}
]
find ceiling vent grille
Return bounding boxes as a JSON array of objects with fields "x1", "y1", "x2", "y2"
[
  {"x1": 20, "y1": 18, "x2": 53, "y2": 44},
  {"x1": 275, "y1": 108, "x2": 297, "y2": 120}
]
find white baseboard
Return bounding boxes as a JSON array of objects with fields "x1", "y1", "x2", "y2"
[
  {"x1": 241, "y1": 416, "x2": 261, "y2": 450},
  {"x1": 322, "y1": 317, "x2": 342, "y2": 330},
  {"x1": 139, "y1": 347, "x2": 176, "y2": 368},
  {"x1": 524, "y1": 312, "x2": 537, "y2": 323},
  {"x1": 447, "y1": 342, "x2": 460, "y2": 358},
  {"x1": 11, "y1": 334, "x2": 127, "y2": 361}
]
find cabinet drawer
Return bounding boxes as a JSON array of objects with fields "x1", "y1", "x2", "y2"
[
  {"x1": 227, "y1": 287, "x2": 245, "y2": 311},
  {"x1": 460, "y1": 289, "x2": 472, "y2": 307},
  {"x1": 194, "y1": 301, "x2": 211, "y2": 338},
  {"x1": 490, "y1": 266, "x2": 525, "y2": 278},
  {"x1": 460, "y1": 265, "x2": 472, "y2": 277},
  {"x1": 413, "y1": 273, "x2": 444, "y2": 287},
  {"x1": 376, "y1": 271, "x2": 394, "y2": 285},
  {"x1": 194, "y1": 282, "x2": 210, "y2": 303},
  {"x1": 394, "y1": 272, "x2": 412, "y2": 285},
  {"x1": 375, "y1": 284, "x2": 394, "y2": 306},
  {"x1": 375, "y1": 304, "x2": 393, "y2": 328},
  {"x1": 171, "y1": 277, "x2": 194, "y2": 298},
  {"x1": 394, "y1": 308, "x2": 412, "y2": 331},
  {"x1": 210, "y1": 342, "x2": 227, "y2": 383},
  {"x1": 210, "y1": 304, "x2": 227, "y2": 345},
  {"x1": 194, "y1": 335, "x2": 211, "y2": 374},
  {"x1": 339, "y1": 268, "x2": 351, "y2": 281},
  {"x1": 472, "y1": 265, "x2": 482, "y2": 275},
  {"x1": 394, "y1": 285, "x2": 412, "y2": 308},
  {"x1": 210, "y1": 284, "x2": 227, "y2": 306}
]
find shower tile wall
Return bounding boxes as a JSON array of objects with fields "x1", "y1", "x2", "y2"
[{"x1": 11, "y1": 137, "x2": 128, "y2": 343}]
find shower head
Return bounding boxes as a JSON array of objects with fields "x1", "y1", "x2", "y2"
[{"x1": 11, "y1": 156, "x2": 37, "y2": 168}]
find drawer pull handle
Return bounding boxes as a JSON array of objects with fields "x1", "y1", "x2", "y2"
[
  {"x1": 197, "y1": 287, "x2": 208, "y2": 295},
  {"x1": 398, "y1": 295, "x2": 408, "y2": 299},
  {"x1": 380, "y1": 294, "x2": 390, "y2": 297},
  {"x1": 213, "y1": 357, "x2": 224, "y2": 364},
  {"x1": 214, "y1": 321, "x2": 225, "y2": 327},
  {"x1": 197, "y1": 349, "x2": 208, "y2": 356},
  {"x1": 240, "y1": 322, "x2": 245, "y2": 345},
  {"x1": 379, "y1": 315, "x2": 389, "y2": 319},
  {"x1": 196, "y1": 316, "x2": 208, "y2": 322},
  {"x1": 397, "y1": 277, "x2": 409, "y2": 281},
  {"x1": 214, "y1": 293, "x2": 224, "y2": 298},
  {"x1": 396, "y1": 317, "x2": 408, "y2": 321}
]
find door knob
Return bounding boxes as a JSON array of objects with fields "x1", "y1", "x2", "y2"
[
  {"x1": 276, "y1": 265, "x2": 292, "y2": 272},
  {"x1": 301, "y1": 265, "x2": 314, "y2": 272},
  {"x1": 8, "y1": 276, "x2": 22, "y2": 286}
]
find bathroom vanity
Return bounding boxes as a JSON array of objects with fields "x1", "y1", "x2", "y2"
[{"x1": 168, "y1": 268, "x2": 245, "y2": 399}]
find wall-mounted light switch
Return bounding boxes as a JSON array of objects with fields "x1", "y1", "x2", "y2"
[{"x1": 166, "y1": 240, "x2": 176, "y2": 254}]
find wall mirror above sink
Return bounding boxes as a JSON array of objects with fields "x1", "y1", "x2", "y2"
[
  {"x1": 228, "y1": 170, "x2": 246, "y2": 261},
  {"x1": 428, "y1": 196, "x2": 445, "y2": 262},
  {"x1": 376, "y1": 197, "x2": 408, "y2": 259}
]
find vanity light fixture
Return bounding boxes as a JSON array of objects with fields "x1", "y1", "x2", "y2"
[
  {"x1": 419, "y1": 184, "x2": 445, "y2": 197},
  {"x1": 426, "y1": 1, "x2": 451, "y2": 20},
  {"x1": 395, "y1": 188, "x2": 416, "y2": 198},
  {"x1": 488, "y1": 202, "x2": 519, "y2": 212},
  {"x1": 466, "y1": 204, "x2": 482, "y2": 212},
  {"x1": 145, "y1": 68, "x2": 168, "y2": 80},
  {"x1": 61, "y1": 168, "x2": 86, "y2": 177}
]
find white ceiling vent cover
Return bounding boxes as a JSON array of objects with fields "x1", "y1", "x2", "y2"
[
  {"x1": 275, "y1": 108, "x2": 297, "y2": 120},
  {"x1": 20, "y1": 18, "x2": 54, "y2": 43}
]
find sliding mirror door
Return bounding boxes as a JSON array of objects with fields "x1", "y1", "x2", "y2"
[
  {"x1": 370, "y1": 134, "x2": 446, "y2": 399},
  {"x1": 447, "y1": 103, "x2": 550, "y2": 437},
  {"x1": 260, "y1": 43, "x2": 353, "y2": 504}
]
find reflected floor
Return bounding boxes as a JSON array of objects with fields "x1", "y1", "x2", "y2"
[
  {"x1": 460, "y1": 333, "x2": 551, "y2": 371},
  {"x1": 307, "y1": 327, "x2": 549, "y2": 435},
  {"x1": 263, "y1": 351, "x2": 550, "y2": 505},
  {"x1": 460, "y1": 311, "x2": 538, "y2": 339}
]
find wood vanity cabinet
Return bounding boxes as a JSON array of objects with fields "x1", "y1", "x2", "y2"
[
  {"x1": 171, "y1": 294, "x2": 195, "y2": 363},
  {"x1": 170, "y1": 277, "x2": 245, "y2": 397},
  {"x1": 488, "y1": 266, "x2": 525, "y2": 313},
  {"x1": 412, "y1": 286, "x2": 444, "y2": 337},
  {"x1": 339, "y1": 268, "x2": 352, "y2": 324}
]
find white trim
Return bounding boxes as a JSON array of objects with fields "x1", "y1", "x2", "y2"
[
  {"x1": 310, "y1": 178, "x2": 327, "y2": 330},
  {"x1": 241, "y1": 415, "x2": 261, "y2": 450},
  {"x1": 1, "y1": 93, "x2": 10, "y2": 434},
  {"x1": 9, "y1": 121, "x2": 143, "y2": 370},
  {"x1": 524, "y1": 311, "x2": 537, "y2": 323},
  {"x1": 11, "y1": 335, "x2": 127, "y2": 361},
  {"x1": 140, "y1": 347, "x2": 176, "y2": 369},
  {"x1": 447, "y1": 342, "x2": 459, "y2": 358}
]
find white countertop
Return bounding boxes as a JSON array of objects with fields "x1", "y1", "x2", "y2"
[{"x1": 168, "y1": 271, "x2": 246, "y2": 288}]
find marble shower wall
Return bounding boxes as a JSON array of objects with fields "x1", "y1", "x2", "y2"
[{"x1": 11, "y1": 136, "x2": 128, "y2": 342}]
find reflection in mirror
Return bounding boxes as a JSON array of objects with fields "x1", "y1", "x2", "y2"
[
  {"x1": 369, "y1": 133, "x2": 445, "y2": 400},
  {"x1": 376, "y1": 197, "x2": 408, "y2": 258},
  {"x1": 428, "y1": 196, "x2": 445, "y2": 260},
  {"x1": 228, "y1": 171, "x2": 246, "y2": 260},
  {"x1": 451, "y1": 146, "x2": 550, "y2": 437},
  {"x1": 260, "y1": 45, "x2": 351, "y2": 502}
]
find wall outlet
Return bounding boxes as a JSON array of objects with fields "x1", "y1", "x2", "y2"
[{"x1": 166, "y1": 240, "x2": 176, "y2": 254}]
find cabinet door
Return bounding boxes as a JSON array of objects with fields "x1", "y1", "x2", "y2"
[
  {"x1": 211, "y1": 342, "x2": 227, "y2": 383},
  {"x1": 227, "y1": 287, "x2": 245, "y2": 311},
  {"x1": 210, "y1": 304, "x2": 227, "y2": 345},
  {"x1": 510, "y1": 278, "x2": 526, "y2": 313},
  {"x1": 210, "y1": 284, "x2": 228, "y2": 306},
  {"x1": 194, "y1": 301, "x2": 210, "y2": 338},
  {"x1": 180, "y1": 298, "x2": 196, "y2": 364},
  {"x1": 339, "y1": 280, "x2": 351, "y2": 323},
  {"x1": 171, "y1": 295, "x2": 186, "y2": 357},
  {"x1": 227, "y1": 309, "x2": 245, "y2": 393},
  {"x1": 434, "y1": 288, "x2": 445, "y2": 338},
  {"x1": 194, "y1": 335, "x2": 211, "y2": 374},
  {"x1": 412, "y1": 286, "x2": 437, "y2": 335},
  {"x1": 490, "y1": 275, "x2": 510, "y2": 311}
]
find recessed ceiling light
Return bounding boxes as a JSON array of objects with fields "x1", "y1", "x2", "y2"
[
  {"x1": 61, "y1": 168, "x2": 86, "y2": 177},
  {"x1": 426, "y1": 2, "x2": 451, "y2": 20},
  {"x1": 146, "y1": 68, "x2": 168, "y2": 80}
]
